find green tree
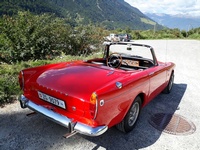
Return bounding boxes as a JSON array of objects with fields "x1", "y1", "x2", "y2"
[
  {"x1": 0, "y1": 11, "x2": 104, "y2": 64},
  {"x1": 181, "y1": 30, "x2": 187, "y2": 38},
  {"x1": 0, "y1": 11, "x2": 71, "y2": 63}
]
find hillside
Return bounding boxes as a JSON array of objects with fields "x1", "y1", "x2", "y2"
[
  {"x1": 146, "y1": 13, "x2": 200, "y2": 30},
  {"x1": 0, "y1": 0, "x2": 163, "y2": 30}
]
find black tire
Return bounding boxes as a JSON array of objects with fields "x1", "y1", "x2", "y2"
[
  {"x1": 116, "y1": 96, "x2": 142, "y2": 133},
  {"x1": 163, "y1": 72, "x2": 174, "y2": 94}
]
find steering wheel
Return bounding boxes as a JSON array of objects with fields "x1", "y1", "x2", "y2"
[{"x1": 107, "y1": 53, "x2": 122, "y2": 68}]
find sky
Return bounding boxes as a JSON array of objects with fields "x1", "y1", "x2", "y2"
[{"x1": 124, "y1": 0, "x2": 200, "y2": 17}]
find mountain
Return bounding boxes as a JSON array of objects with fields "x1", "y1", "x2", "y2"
[
  {"x1": 0, "y1": 0, "x2": 163, "y2": 30},
  {"x1": 146, "y1": 13, "x2": 200, "y2": 30}
]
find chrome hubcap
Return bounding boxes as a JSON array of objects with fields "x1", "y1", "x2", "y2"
[{"x1": 128, "y1": 102, "x2": 140, "y2": 126}]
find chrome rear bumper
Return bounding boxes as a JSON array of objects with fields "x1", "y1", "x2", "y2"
[{"x1": 19, "y1": 95, "x2": 108, "y2": 136}]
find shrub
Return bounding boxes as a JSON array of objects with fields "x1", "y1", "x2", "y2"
[
  {"x1": 0, "y1": 12, "x2": 69, "y2": 63},
  {"x1": 0, "y1": 64, "x2": 21, "y2": 106},
  {"x1": 0, "y1": 11, "x2": 104, "y2": 64}
]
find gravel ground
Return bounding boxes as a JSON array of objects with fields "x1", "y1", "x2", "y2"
[{"x1": 0, "y1": 40, "x2": 200, "y2": 150}]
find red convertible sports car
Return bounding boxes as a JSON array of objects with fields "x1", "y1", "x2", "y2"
[{"x1": 19, "y1": 41, "x2": 175, "y2": 137}]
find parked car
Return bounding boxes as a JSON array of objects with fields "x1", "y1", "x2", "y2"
[
  {"x1": 118, "y1": 33, "x2": 132, "y2": 42},
  {"x1": 19, "y1": 41, "x2": 175, "y2": 137},
  {"x1": 104, "y1": 33, "x2": 120, "y2": 42}
]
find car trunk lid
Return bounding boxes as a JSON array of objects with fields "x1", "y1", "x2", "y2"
[
  {"x1": 33, "y1": 63, "x2": 127, "y2": 116},
  {"x1": 36, "y1": 64, "x2": 124, "y2": 99}
]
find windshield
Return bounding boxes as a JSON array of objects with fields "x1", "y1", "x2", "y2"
[{"x1": 109, "y1": 44, "x2": 153, "y2": 61}]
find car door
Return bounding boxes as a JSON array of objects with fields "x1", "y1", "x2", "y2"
[{"x1": 147, "y1": 64, "x2": 167, "y2": 101}]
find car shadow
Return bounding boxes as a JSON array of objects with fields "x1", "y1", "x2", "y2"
[{"x1": 81, "y1": 83, "x2": 187, "y2": 150}]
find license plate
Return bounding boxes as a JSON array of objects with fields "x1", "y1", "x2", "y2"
[{"x1": 38, "y1": 91, "x2": 66, "y2": 109}]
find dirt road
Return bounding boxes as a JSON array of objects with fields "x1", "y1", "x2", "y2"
[{"x1": 0, "y1": 40, "x2": 200, "y2": 150}]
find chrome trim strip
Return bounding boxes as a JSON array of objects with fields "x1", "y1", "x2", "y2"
[
  {"x1": 19, "y1": 95, "x2": 108, "y2": 136},
  {"x1": 94, "y1": 92, "x2": 98, "y2": 120}
]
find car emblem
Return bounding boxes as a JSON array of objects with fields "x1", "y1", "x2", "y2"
[{"x1": 116, "y1": 82, "x2": 122, "y2": 89}]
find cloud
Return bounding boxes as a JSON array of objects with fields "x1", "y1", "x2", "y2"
[{"x1": 124, "y1": 0, "x2": 200, "y2": 17}]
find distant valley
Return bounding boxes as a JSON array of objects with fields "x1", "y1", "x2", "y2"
[{"x1": 146, "y1": 13, "x2": 200, "y2": 30}]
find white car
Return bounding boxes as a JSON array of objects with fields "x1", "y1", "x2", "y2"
[{"x1": 104, "y1": 34, "x2": 120, "y2": 42}]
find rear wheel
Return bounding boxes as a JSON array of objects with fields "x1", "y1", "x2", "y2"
[
  {"x1": 163, "y1": 72, "x2": 174, "y2": 94},
  {"x1": 116, "y1": 96, "x2": 142, "y2": 133}
]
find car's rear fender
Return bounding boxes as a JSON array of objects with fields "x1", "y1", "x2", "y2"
[{"x1": 95, "y1": 77, "x2": 149, "y2": 128}]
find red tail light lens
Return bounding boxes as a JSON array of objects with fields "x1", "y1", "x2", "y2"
[{"x1": 19, "y1": 71, "x2": 24, "y2": 90}]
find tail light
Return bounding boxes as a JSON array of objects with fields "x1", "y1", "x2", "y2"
[
  {"x1": 89, "y1": 92, "x2": 98, "y2": 119},
  {"x1": 19, "y1": 71, "x2": 24, "y2": 90}
]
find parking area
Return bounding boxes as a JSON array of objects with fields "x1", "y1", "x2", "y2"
[{"x1": 0, "y1": 40, "x2": 200, "y2": 150}]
